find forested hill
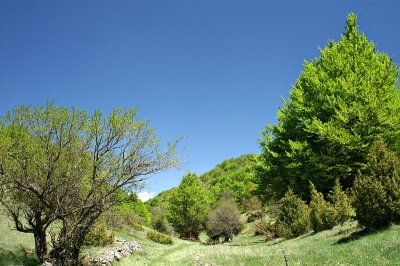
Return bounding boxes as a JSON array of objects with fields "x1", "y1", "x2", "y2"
[{"x1": 147, "y1": 154, "x2": 257, "y2": 208}]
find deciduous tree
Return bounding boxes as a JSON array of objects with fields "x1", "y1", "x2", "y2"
[
  {"x1": 0, "y1": 103, "x2": 178, "y2": 265},
  {"x1": 256, "y1": 13, "x2": 400, "y2": 201},
  {"x1": 167, "y1": 173, "x2": 209, "y2": 239}
]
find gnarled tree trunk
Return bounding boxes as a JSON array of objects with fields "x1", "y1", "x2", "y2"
[{"x1": 33, "y1": 225, "x2": 48, "y2": 263}]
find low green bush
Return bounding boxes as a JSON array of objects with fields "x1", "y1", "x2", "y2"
[
  {"x1": 309, "y1": 183, "x2": 337, "y2": 232},
  {"x1": 352, "y1": 140, "x2": 400, "y2": 229},
  {"x1": 147, "y1": 230, "x2": 174, "y2": 245},
  {"x1": 274, "y1": 189, "x2": 311, "y2": 238},
  {"x1": 328, "y1": 179, "x2": 354, "y2": 226},
  {"x1": 84, "y1": 222, "x2": 114, "y2": 247}
]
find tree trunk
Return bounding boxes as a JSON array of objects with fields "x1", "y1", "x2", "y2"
[
  {"x1": 51, "y1": 244, "x2": 82, "y2": 266},
  {"x1": 50, "y1": 222, "x2": 92, "y2": 266},
  {"x1": 34, "y1": 229, "x2": 48, "y2": 263},
  {"x1": 33, "y1": 213, "x2": 48, "y2": 263}
]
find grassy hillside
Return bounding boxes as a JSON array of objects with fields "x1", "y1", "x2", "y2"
[
  {"x1": 0, "y1": 212, "x2": 39, "y2": 266},
  {"x1": 115, "y1": 222, "x2": 400, "y2": 266},
  {"x1": 1, "y1": 210, "x2": 400, "y2": 265}
]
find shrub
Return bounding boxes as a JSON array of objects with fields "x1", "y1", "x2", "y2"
[
  {"x1": 83, "y1": 222, "x2": 114, "y2": 247},
  {"x1": 147, "y1": 230, "x2": 173, "y2": 245},
  {"x1": 274, "y1": 189, "x2": 311, "y2": 238},
  {"x1": 352, "y1": 140, "x2": 400, "y2": 229},
  {"x1": 253, "y1": 220, "x2": 276, "y2": 241},
  {"x1": 151, "y1": 206, "x2": 175, "y2": 235},
  {"x1": 206, "y1": 199, "x2": 243, "y2": 243},
  {"x1": 353, "y1": 174, "x2": 388, "y2": 228},
  {"x1": 309, "y1": 183, "x2": 337, "y2": 232},
  {"x1": 328, "y1": 179, "x2": 354, "y2": 226}
]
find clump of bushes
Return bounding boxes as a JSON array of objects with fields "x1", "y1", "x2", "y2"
[
  {"x1": 309, "y1": 179, "x2": 354, "y2": 233},
  {"x1": 309, "y1": 183, "x2": 337, "y2": 232},
  {"x1": 83, "y1": 222, "x2": 114, "y2": 247},
  {"x1": 329, "y1": 179, "x2": 354, "y2": 226},
  {"x1": 147, "y1": 230, "x2": 174, "y2": 245},
  {"x1": 352, "y1": 140, "x2": 400, "y2": 229},
  {"x1": 273, "y1": 189, "x2": 311, "y2": 239},
  {"x1": 151, "y1": 207, "x2": 175, "y2": 236},
  {"x1": 206, "y1": 199, "x2": 243, "y2": 243}
]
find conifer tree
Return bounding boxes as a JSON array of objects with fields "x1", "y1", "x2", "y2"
[
  {"x1": 257, "y1": 13, "x2": 400, "y2": 200},
  {"x1": 352, "y1": 140, "x2": 400, "y2": 228},
  {"x1": 309, "y1": 183, "x2": 336, "y2": 232},
  {"x1": 328, "y1": 179, "x2": 354, "y2": 226}
]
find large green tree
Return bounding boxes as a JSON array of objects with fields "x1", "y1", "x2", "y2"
[
  {"x1": 256, "y1": 13, "x2": 400, "y2": 200},
  {"x1": 167, "y1": 173, "x2": 209, "y2": 239},
  {"x1": 0, "y1": 103, "x2": 178, "y2": 265}
]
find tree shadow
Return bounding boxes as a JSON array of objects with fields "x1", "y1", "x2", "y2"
[
  {"x1": 0, "y1": 247, "x2": 40, "y2": 266},
  {"x1": 336, "y1": 227, "x2": 385, "y2": 245}
]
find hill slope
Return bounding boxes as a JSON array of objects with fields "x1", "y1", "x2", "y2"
[
  {"x1": 147, "y1": 154, "x2": 257, "y2": 209},
  {"x1": 115, "y1": 222, "x2": 400, "y2": 266}
]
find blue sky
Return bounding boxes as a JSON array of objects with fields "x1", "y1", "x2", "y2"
[{"x1": 1, "y1": 0, "x2": 399, "y2": 199}]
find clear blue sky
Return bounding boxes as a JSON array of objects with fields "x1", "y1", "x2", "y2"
[{"x1": 1, "y1": 0, "x2": 399, "y2": 199}]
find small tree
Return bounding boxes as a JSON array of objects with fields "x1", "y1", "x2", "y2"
[
  {"x1": 352, "y1": 140, "x2": 400, "y2": 229},
  {"x1": 274, "y1": 189, "x2": 311, "y2": 238},
  {"x1": 167, "y1": 173, "x2": 209, "y2": 239},
  {"x1": 206, "y1": 199, "x2": 242, "y2": 243},
  {"x1": 328, "y1": 179, "x2": 354, "y2": 226},
  {"x1": 309, "y1": 183, "x2": 337, "y2": 232},
  {"x1": 0, "y1": 104, "x2": 179, "y2": 265}
]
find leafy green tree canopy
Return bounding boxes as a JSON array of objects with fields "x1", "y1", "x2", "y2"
[
  {"x1": 256, "y1": 13, "x2": 400, "y2": 200},
  {"x1": 0, "y1": 103, "x2": 179, "y2": 265},
  {"x1": 167, "y1": 173, "x2": 209, "y2": 239}
]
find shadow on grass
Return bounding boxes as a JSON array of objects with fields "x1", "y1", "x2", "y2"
[
  {"x1": 336, "y1": 227, "x2": 385, "y2": 245},
  {"x1": 0, "y1": 247, "x2": 40, "y2": 266}
]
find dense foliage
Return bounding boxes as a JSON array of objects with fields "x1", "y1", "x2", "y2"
[
  {"x1": 83, "y1": 222, "x2": 114, "y2": 247},
  {"x1": 352, "y1": 140, "x2": 400, "y2": 229},
  {"x1": 0, "y1": 104, "x2": 178, "y2": 265},
  {"x1": 147, "y1": 155, "x2": 256, "y2": 237},
  {"x1": 309, "y1": 183, "x2": 337, "y2": 232},
  {"x1": 167, "y1": 173, "x2": 209, "y2": 239},
  {"x1": 200, "y1": 155, "x2": 257, "y2": 206},
  {"x1": 274, "y1": 189, "x2": 311, "y2": 239},
  {"x1": 256, "y1": 13, "x2": 400, "y2": 201},
  {"x1": 103, "y1": 194, "x2": 151, "y2": 231},
  {"x1": 328, "y1": 179, "x2": 354, "y2": 226}
]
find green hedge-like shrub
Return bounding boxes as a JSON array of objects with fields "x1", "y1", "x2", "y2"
[
  {"x1": 309, "y1": 183, "x2": 337, "y2": 232},
  {"x1": 84, "y1": 222, "x2": 114, "y2": 247},
  {"x1": 275, "y1": 189, "x2": 311, "y2": 238},
  {"x1": 147, "y1": 231, "x2": 174, "y2": 245},
  {"x1": 352, "y1": 140, "x2": 400, "y2": 229},
  {"x1": 329, "y1": 179, "x2": 354, "y2": 226}
]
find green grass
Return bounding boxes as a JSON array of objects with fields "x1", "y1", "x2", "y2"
[
  {"x1": 0, "y1": 212, "x2": 40, "y2": 266},
  {"x1": 116, "y1": 222, "x2": 400, "y2": 266},
  {"x1": 1, "y1": 211, "x2": 400, "y2": 266}
]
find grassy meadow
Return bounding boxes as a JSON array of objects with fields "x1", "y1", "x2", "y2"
[
  {"x1": 115, "y1": 222, "x2": 400, "y2": 266},
  {"x1": 1, "y1": 210, "x2": 399, "y2": 266}
]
